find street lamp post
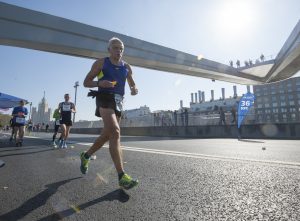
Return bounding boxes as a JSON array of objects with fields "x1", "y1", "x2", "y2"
[
  {"x1": 29, "y1": 102, "x2": 32, "y2": 120},
  {"x1": 73, "y1": 81, "x2": 79, "y2": 123}
]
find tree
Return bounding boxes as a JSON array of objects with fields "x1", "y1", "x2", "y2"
[{"x1": 0, "y1": 113, "x2": 12, "y2": 127}]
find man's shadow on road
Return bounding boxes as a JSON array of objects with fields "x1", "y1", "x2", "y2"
[
  {"x1": 0, "y1": 176, "x2": 130, "y2": 221},
  {"x1": 0, "y1": 177, "x2": 82, "y2": 221},
  {"x1": 38, "y1": 188, "x2": 130, "y2": 221}
]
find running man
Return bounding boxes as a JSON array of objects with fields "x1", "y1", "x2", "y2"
[
  {"x1": 11, "y1": 100, "x2": 28, "y2": 146},
  {"x1": 52, "y1": 108, "x2": 62, "y2": 147},
  {"x1": 58, "y1": 94, "x2": 76, "y2": 148},
  {"x1": 80, "y1": 37, "x2": 139, "y2": 190},
  {"x1": 45, "y1": 124, "x2": 49, "y2": 132}
]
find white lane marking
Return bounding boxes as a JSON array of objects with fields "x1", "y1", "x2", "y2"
[
  {"x1": 8, "y1": 133, "x2": 300, "y2": 168},
  {"x1": 76, "y1": 142, "x2": 300, "y2": 168}
]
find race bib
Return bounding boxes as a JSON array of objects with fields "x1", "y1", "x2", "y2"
[
  {"x1": 62, "y1": 104, "x2": 71, "y2": 111},
  {"x1": 56, "y1": 120, "x2": 61, "y2": 125},
  {"x1": 114, "y1": 94, "x2": 124, "y2": 112},
  {"x1": 16, "y1": 117, "x2": 25, "y2": 124}
]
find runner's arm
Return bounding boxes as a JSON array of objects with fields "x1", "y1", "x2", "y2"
[
  {"x1": 126, "y1": 64, "x2": 138, "y2": 95},
  {"x1": 58, "y1": 103, "x2": 62, "y2": 114},
  {"x1": 11, "y1": 108, "x2": 18, "y2": 117},
  {"x1": 72, "y1": 103, "x2": 76, "y2": 113},
  {"x1": 84, "y1": 58, "x2": 113, "y2": 88}
]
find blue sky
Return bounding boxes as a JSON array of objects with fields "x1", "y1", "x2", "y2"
[{"x1": 0, "y1": 0, "x2": 299, "y2": 121}]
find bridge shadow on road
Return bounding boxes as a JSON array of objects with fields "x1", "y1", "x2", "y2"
[
  {"x1": 0, "y1": 137, "x2": 51, "y2": 149},
  {"x1": 0, "y1": 177, "x2": 82, "y2": 221},
  {"x1": 0, "y1": 148, "x2": 53, "y2": 157},
  {"x1": 37, "y1": 189, "x2": 130, "y2": 221},
  {"x1": 0, "y1": 146, "x2": 48, "y2": 153},
  {"x1": 0, "y1": 136, "x2": 54, "y2": 157}
]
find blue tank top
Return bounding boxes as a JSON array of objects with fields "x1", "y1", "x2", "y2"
[{"x1": 97, "y1": 57, "x2": 128, "y2": 96}]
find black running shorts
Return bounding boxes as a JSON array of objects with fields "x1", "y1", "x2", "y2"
[
  {"x1": 60, "y1": 119, "x2": 72, "y2": 126},
  {"x1": 95, "y1": 93, "x2": 122, "y2": 118}
]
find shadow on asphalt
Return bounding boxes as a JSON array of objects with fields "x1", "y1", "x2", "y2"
[
  {"x1": 0, "y1": 148, "x2": 53, "y2": 157},
  {"x1": 0, "y1": 146, "x2": 48, "y2": 153},
  {"x1": 0, "y1": 138, "x2": 51, "y2": 149},
  {"x1": 0, "y1": 177, "x2": 82, "y2": 221},
  {"x1": 37, "y1": 189, "x2": 130, "y2": 221}
]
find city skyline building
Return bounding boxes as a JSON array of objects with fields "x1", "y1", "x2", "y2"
[{"x1": 31, "y1": 92, "x2": 51, "y2": 125}]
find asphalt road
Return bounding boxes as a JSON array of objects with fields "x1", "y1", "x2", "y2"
[{"x1": 0, "y1": 132, "x2": 299, "y2": 221}]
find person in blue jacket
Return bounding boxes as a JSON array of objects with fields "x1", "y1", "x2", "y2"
[{"x1": 11, "y1": 100, "x2": 28, "y2": 146}]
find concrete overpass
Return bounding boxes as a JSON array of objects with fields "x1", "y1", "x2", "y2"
[{"x1": 0, "y1": 2, "x2": 299, "y2": 85}]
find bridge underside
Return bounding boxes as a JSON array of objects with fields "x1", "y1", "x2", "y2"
[{"x1": 1, "y1": 2, "x2": 300, "y2": 85}]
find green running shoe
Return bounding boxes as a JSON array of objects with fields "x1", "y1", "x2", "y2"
[
  {"x1": 119, "y1": 173, "x2": 139, "y2": 190},
  {"x1": 80, "y1": 152, "x2": 90, "y2": 174}
]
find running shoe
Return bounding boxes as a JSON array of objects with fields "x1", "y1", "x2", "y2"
[
  {"x1": 52, "y1": 141, "x2": 57, "y2": 148},
  {"x1": 119, "y1": 173, "x2": 139, "y2": 190},
  {"x1": 58, "y1": 140, "x2": 63, "y2": 148},
  {"x1": 80, "y1": 152, "x2": 90, "y2": 174},
  {"x1": 63, "y1": 141, "x2": 67, "y2": 149}
]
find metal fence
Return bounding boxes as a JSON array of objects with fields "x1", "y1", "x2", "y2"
[{"x1": 72, "y1": 109, "x2": 259, "y2": 128}]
